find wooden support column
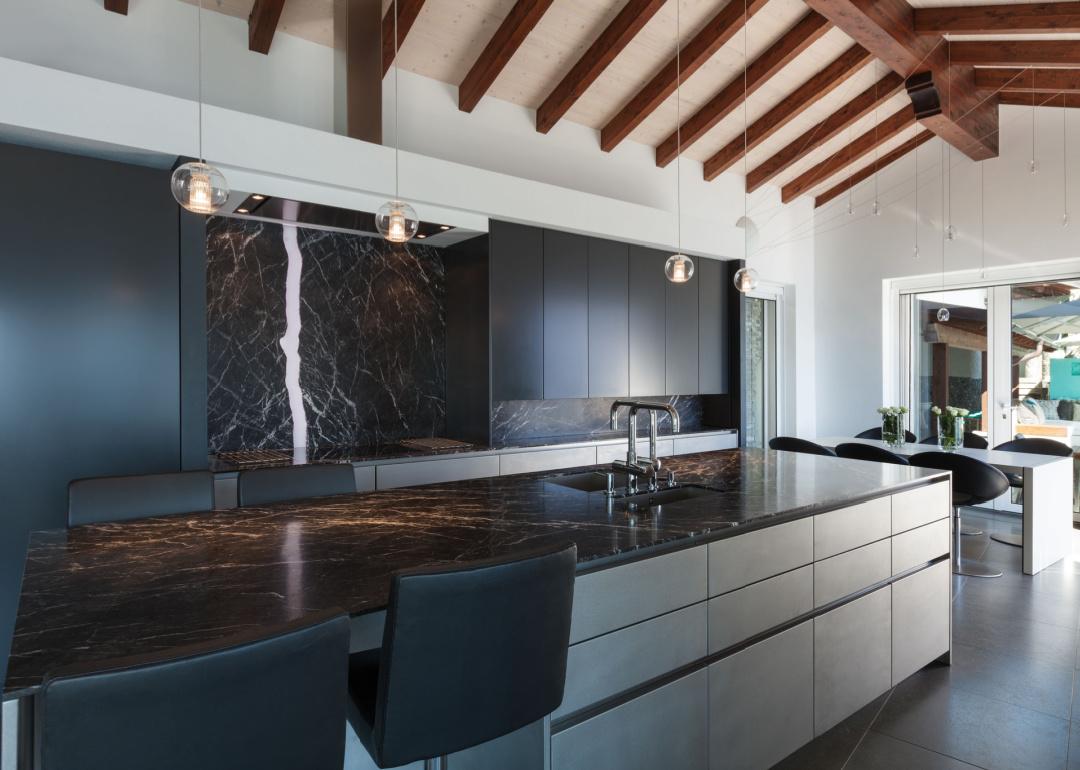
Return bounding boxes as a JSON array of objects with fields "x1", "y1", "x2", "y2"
[
  {"x1": 104, "y1": 0, "x2": 129, "y2": 14},
  {"x1": 932, "y1": 342, "x2": 950, "y2": 414},
  {"x1": 335, "y1": 0, "x2": 383, "y2": 144}
]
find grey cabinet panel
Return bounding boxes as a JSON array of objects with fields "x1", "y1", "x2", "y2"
[
  {"x1": 666, "y1": 266, "x2": 700, "y2": 394},
  {"x1": 813, "y1": 539, "x2": 891, "y2": 608},
  {"x1": 814, "y1": 587, "x2": 892, "y2": 735},
  {"x1": 709, "y1": 518, "x2": 813, "y2": 596},
  {"x1": 628, "y1": 246, "x2": 667, "y2": 397},
  {"x1": 449, "y1": 719, "x2": 546, "y2": 770},
  {"x1": 352, "y1": 465, "x2": 376, "y2": 492},
  {"x1": 892, "y1": 481, "x2": 950, "y2": 534},
  {"x1": 587, "y1": 238, "x2": 630, "y2": 397},
  {"x1": 499, "y1": 446, "x2": 596, "y2": 476},
  {"x1": 551, "y1": 669, "x2": 708, "y2": 770},
  {"x1": 376, "y1": 456, "x2": 501, "y2": 489},
  {"x1": 708, "y1": 565, "x2": 813, "y2": 653},
  {"x1": 672, "y1": 432, "x2": 738, "y2": 455},
  {"x1": 490, "y1": 220, "x2": 544, "y2": 401},
  {"x1": 892, "y1": 561, "x2": 950, "y2": 685},
  {"x1": 698, "y1": 257, "x2": 729, "y2": 394},
  {"x1": 709, "y1": 622, "x2": 813, "y2": 770},
  {"x1": 892, "y1": 518, "x2": 949, "y2": 575},
  {"x1": 543, "y1": 230, "x2": 589, "y2": 399},
  {"x1": 554, "y1": 602, "x2": 707, "y2": 720},
  {"x1": 814, "y1": 497, "x2": 891, "y2": 560}
]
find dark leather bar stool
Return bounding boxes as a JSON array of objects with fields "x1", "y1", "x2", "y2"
[
  {"x1": 989, "y1": 438, "x2": 1074, "y2": 547},
  {"x1": 37, "y1": 612, "x2": 350, "y2": 770},
  {"x1": 909, "y1": 451, "x2": 1010, "y2": 578},
  {"x1": 237, "y1": 463, "x2": 356, "y2": 506},
  {"x1": 835, "y1": 442, "x2": 910, "y2": 465},
  {"x1": 348, "y1": 543, "x2": 577, "y2": 769},
  {"x1": 68, "y1": 470, "x2": 214, "y2": 527},
  {"x1": 768, "y1": 437, "x2": 837, "y2": 457},
  {"x1": 855, "y1": 426, "x2": 917, "y2": 443},
  {"x1": 918, "y1": 433, "x2": 989, "y2": 449}
]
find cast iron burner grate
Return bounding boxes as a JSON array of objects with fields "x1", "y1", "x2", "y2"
[
  {"x1": 398, "y1": 437, "x2": 473, "y2": 451},
  {"x1": 217, "y1": 449, "x2": 294, "y2": 466}
]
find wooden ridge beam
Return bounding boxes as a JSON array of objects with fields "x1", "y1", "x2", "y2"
[
  {"x1": 804, "y1": 0, "x2": 998, "y2": 161},
  {"x1": 703, "y1": 43, "x2": 871, "y2": 179},
  {"x1": 655, "y1": 11, "x2": 831, "y2": 167},
  {"x1": 914, "y1": 1, "x2": 1080, "y2": 34},
  {"x1": 781, "y1": 106, "x2": 914, "y2": 203},
  {"x1": 814, "y1": 128, "x2": 933, "y2": 207},
  {"x1": 382, "y1": 0, "x2": 428, "y2": 75},
  {"x1": 999, "y1": 91, "x2": 1080, "y2": 107},
  {"x1": 104, "y1": 0, "x2": 129, "y2": 14},
  {"x1": 536, "y1": 0, "x2": 666, "y2": 134},
  {"x1": 952, "y1": 40, "x2": 1080, "y2": 67},
  {"x1": 743, "y1": 71, "x2": 903, "y2": 190},
  {"x1": 459, "y1": 0, "x2": 556, "y2": 113},
  {"x1": 600, "y1": 0, "x2": 770, "y2": 153},
  {"x1": 249, "y1": 0, "x2": 287, "y2": 55},
  {"x1": 975, "y1": 68, "x2": 1080, "y2": 94}
]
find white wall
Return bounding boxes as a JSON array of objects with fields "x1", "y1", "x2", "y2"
[{"x1": 814, "y1": 104, "x2": 1080, "y2": 437}]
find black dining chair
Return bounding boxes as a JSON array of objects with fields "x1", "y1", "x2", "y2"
[
  {"x1": 909, "y1": 451, "x2": 1011, "y2": 578},
  {"x1": 855, "y1": 427, "x2": 917, "y2": 444},
  {"x1": 37, "y1": 612, "x2": 350, "y2": 770},
  {"x1": 988, "y1": 438, "x2": 1074, "y2": 547},
  {"x1": 835, "y1": 442, "x2": 910, "y2": 465},
  {"x1": 348, "y1": 543, "x2": 577, "y2": 769},
  {"x1": 68, "y1": 470, "x2": 215, "y2": 527},
  {"x1": 237, "y1": 463, "x2": 357, "y2": 506},
  {"x1": 768, "y1": 437, "x2": 837, "y2": 457},
  {"x1": 918, "y1": 432, "x2": 989, "y2": 449}
]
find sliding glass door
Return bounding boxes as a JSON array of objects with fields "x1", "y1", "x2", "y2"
[{"x1": 744, "y1": 295, "x2": 778, "y2": 449}]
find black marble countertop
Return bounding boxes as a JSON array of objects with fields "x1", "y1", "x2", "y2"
[{"x1": 3, "y1": 449, "x2": 945, "y2": 698}]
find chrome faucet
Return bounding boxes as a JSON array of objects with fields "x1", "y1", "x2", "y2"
[{"x1": 609, "y1": 400, "x2": 681, "y2": 494}]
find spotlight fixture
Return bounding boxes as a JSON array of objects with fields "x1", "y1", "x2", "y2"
[
  {"x1": 236, "y1": 208, "x2": 249, "y2": 214},
  {"x1": 439, "y1": 225, "x2": 451, "y2": 230},
  {"x1": 252, "y1": 194, "x2": 266, "y2": 201}
]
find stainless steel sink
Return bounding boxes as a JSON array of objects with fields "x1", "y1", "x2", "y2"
[{"x1": 620, "y1": 485, "x2": 719, "y2": 509}]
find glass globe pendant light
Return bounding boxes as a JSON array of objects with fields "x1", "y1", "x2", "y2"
[
  {"x1": 379, "y1": 0, "x2": 420, "y2": 244},
  {"x1": 171, "y1": 0, "x2": 228, "y2": 214},
  {"x1": 665, "y1": 2, "x2": 694, "y2": 283},
  {"x1": 733, "y1": 266, "x2": 759, "y2": 293}
]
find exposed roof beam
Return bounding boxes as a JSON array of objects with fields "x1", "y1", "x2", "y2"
[
  {"x1": 600, "y1": 0, "x2": 770, "y2": 153},
  {"x1": 999, "y1": 91, "x2": 1080, "y2": 107},
  {"x1": 975, "y1": 67, "x2": 1080, "y2": 94},
  {"x1": 655, "y1": 12, "x2": 831, "y2": 167},
  {"x1": 249, "y1": 0, "x2": 287, "y2": 55},
  {"x1": 804, "y1": 0, "x2": 998, "y2": 161},
  {"x1": 743, "y1": 71, "x2": 903, "y2": 190},
  {"x1": 382, "y1": 0, "x2": 428, "y2": 75},
  {"x1": 951, "y1": 40, "x2": 1080, "y2": 67},
  {"x1": 914, "y1": 1, "x2": 1080, "y2": 34},
  {"x1": 781, "y1": 106, "x2": 914, "y2": 202},
  {"x1": 104, "y1": 0, "x2": 129, "y2": 14},
  {"x1": 703, "y1": 43, "x2": 872, "y2": 179},
  {"x1": 814, "y1": 127, "x2": 933, "y2": 207},
  {"x1": 459, "y1": 0, "x2": 556, "y2": 113},
  {"x1": 536, "y1": 0, "x2": 666, "y2": 134}
]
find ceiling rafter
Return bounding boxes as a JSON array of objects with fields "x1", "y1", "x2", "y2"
[
  {"x1": 914, "y1": 1, "x2": 1080, "y2": 34},
  {"x1": 654, "y1": 11, "x2": 832, "y2": 168},
  {"x1": 976, "y1": 68, "x2": 1080, "y2": 94},
  {"x1": 600, "y1": 0, "x2": 770, "y2": 153},
  {"x1": 703, "y1": 43, "x2": 872, "y2": 180},
  {"x1": 951, "y1": 40, "x2": 1080, "y2": 67},
  {"x1": 459, "y1": 0, "x2": 556, "y2": 113},
  {"x1": 999, "y1": 91, "x2": 1080, "y2": 107},
  {"x1": 104, "y1": 0, "x2": 128, "y2": 14},
  {"x1": 814, "y1": 128, "x2": 933, "y2": 207},
  {"x1": 382, "y1": 0, "x2": 429, "y2": 75},
  {"x1": 249, "y1": 0, "x2": 287, "y2": 55}
]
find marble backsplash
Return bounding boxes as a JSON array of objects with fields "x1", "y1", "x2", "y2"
[
  {"x1": 491, "y1": 396, "x2": 705, "y2": 447},
  {"x1": 206, "y1": 218, "x2": 446, "y2": 452}
]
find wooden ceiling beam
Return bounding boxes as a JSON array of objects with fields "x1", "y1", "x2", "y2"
[
  {"x1": 104, "y1": 0, "x2": 129, "y2": 14},
  {"x1": 914, "y1": 1, "x2": 1080, "y2": 34},
  {"x1": 655, "y1": 11, "x2": 831, "y2": 168},
  {"x1": 804, "y1": 0, "x2": 998, "y2": 162},
  {"x1": 976, "y1": 68, "x2": 1080, "y2": 94},
  {"x1": 459, "y1": 0, "x2": 556, "y2": 113},
  {"x1": 536, "y1": 0, "x2": 666, "y2": 134},
  {"x1": 382, "y1": 0, "x2": 428, "y2": 75},
  {"x1": 249, "y1": 0, "x2": 287, "y2": 55},
  {"x1": 999, "y1": 91, "x2": 1080, "y2": 107},
  {"x1": 600, "y1": 0, "x2": 770, "y2": 153},
  {"x1": 703, "y1": 43, "x2": 872, "y2": 179},
  {"x1": 743, "y1": 70, "x2": 903, "y2": 190},
  {"x1": 951, "y1": 40, "x2": 1080, "y2": 67},
  {"x1": 781, "y1": 106, "x2": 915, "y2": 203},
  {"x1": 814, "y1": 127, "x2": 933, "y2": 207}
]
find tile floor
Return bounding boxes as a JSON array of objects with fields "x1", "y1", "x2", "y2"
[{"x1": 775, "y1": 509, "x2": 1080, "y2": 770}]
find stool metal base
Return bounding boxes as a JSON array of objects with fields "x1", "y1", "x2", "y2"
[
  {"x1": 960, "y1": 527, "x2": 983, "y2": 536},
  {"x1": 990, "y1": 532, "x2": 1023, "y2": 548},
  {"x1": 952, "y1": 507, "x2": 1002, "y2": 578}
]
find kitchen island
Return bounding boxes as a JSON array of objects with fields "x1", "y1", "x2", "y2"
[{"x1": 2, "y1": 449, "x2": 951, "y2": 770}]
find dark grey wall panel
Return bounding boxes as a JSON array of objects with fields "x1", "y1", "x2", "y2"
[
  {"x1": 697, "y1": 257, "x2": 729, "y2": 394},
  {"x1": 446, "y1": 235, "x2": 491, "y2": 445},
  {"x1": 180, "y1": 210, "x2": 208, "y2": 469},
  {"x1": 490, "y1": 220, "x2": 544, "y2": 401},
  {"x1": 543, "y1": 230, "x2": 588, "y2": 399},
  {"x1": 628, "y1": 247, "x2": 667, "y2": 397},
  {"x1": 587, "y1": 238, "x2": 629, "y2": 398},
  {"x1": 665, "y1": 267, "x2": 699, "y2": 394}
]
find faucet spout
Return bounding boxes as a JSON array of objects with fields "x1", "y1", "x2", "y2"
[{"x1": 609, "y1": 400, "x2": 637, "y2": 431}]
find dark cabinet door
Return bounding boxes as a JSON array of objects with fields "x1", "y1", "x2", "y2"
[
  {"x1": 697, "y1": 257, "x2": 729, "y2": 394},
  {"x1": 490, "y1": 220, "x2": 544, "y2": 401},
  {"x1": 666, "y1": 263, "x2": 699, "y2": 394},
  {"x1": 628, "y1": 246, "x2": 668, "y2": 397},
  {"x1": 543, "y1": 230, "x2": 589, "y2": 399},
  {"x1": 588, "y1": 238, "x2": 629, "y2": 398}
]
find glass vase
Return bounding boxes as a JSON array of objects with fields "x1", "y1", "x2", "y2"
[
  {"x1": 939, "y1": 415, "x2": 964, "y2": 451},
  {"x1": 881, "y1": 414, "x2": 905, "y2": 447}
]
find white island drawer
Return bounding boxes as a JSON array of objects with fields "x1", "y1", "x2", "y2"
[
  {"x1": 892, "y1": 481, "x2": 950, "y2": 534},
  {"x1": 709, "y1": 518, "x2": 813, "y2": 596},
  {"x1": 892, "y1": 518, "x2": 950, "y2": 575},
  {"x1": 814, "y1": 497, "x2": 891, "y2": 560},
  {"x1": 708, "y1": 565, "x2": 813, "y2": 653},
  {"x1": 814, "y1": 539, "x2": 891, "y2": 607}
]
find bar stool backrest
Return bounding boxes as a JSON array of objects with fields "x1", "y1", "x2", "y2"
[
  {"x1": 68, "y1": 471, "x2": 214, "y2": 527},
  {"x1": 854, "y1": 427, "x2": 917, "y2": 444},
  {"x1": 768, "y1": 437, "x2": 838, "y2": 457},
  {"x1": 909, "y1": 451, "x2": 1010, "y2": 506},
  {"x1": 835, "y1": 443, "x2": 910, "y2": 465},
  {"x1": 993, "y1": 438, "x2": 1073, "y2": 457}
]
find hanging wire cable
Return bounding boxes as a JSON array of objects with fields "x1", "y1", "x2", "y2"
[
  {"x1": 945, "y1": 40, "x2": 954, "y2": 240},
  {"x1": 913, "y1": 123, "x2": 920, "y2": 259},
  {"x1": 872, "y1": 61, "x2": 881, "y2": 216},
  {"x1": 1031, "y1": 70, "x2": 1038, "y2": 174},
  {"x1": 1065, "y1": 96, "x2": 1070, "y2": 227},
  {"x1": 980, "y1": 160, "x2": 986, "y2": 279},
  {"x1": 196, "y1": 0, "x2": 204, "y2": 162}
]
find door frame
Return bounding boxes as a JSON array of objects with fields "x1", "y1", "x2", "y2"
[{"x1": 744, "y1": 282, "x2": 785, "y2": 446}]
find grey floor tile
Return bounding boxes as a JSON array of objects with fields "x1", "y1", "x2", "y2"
[
  {"x1": 845, "y1": 731, "x2": 984, "y2": 770},
  {"x1": 955, "y1": 579, "x2": 1080, "y2": 631},
  {"x1": 944, "y1": 641, "x2": 1076, "y2": 719},
  {"x1": 772, "y1": 693, "x2": 891, "y2": 770},
  {"x1": 874, "y1": 666, "x2": 1069, "y2": 770},
  {"x1": 953, "y1": 604, "x2": 1078, "y2": 668}
]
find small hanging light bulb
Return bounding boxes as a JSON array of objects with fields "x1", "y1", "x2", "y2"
[
  {"x1": 945, "y1": 224, "x2": 956, "y2": 241},
  {"x1": 937, "y1": 306, "x2": 950, "y2": 323},
  {"x1": 1030, "y1": 159, "x2": 1039, "y2": 175},
  {"x1": 733, "y1": 266, "x2": 758, "y2": 293},
  {"x1": 665, "y1": 253, "x2": 695, "y2": 283},
  {"x1": 376, "y1": 200, "x2": 419, "y2": 243},
  {"x1": 872, "y1": 199, "x2": 881, "y2": 216}
]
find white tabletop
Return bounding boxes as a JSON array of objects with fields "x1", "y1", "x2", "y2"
[{"x1": 816, "y1": 437, "x2": 1072, "y2": 471}]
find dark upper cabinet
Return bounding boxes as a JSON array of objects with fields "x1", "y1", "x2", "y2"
[
  {"x1": 490, "y1": 220, "x2": 544, "y2": 401},
  {"x1": 666, "y1": 265, "x2": 699, "y2": 394},
  {"x1": 628, "y1": 246, "x2": 668, "y2": 397},
  {"x1": 588, "y1": 238, "x2": 629, "y2": 398},
  {"x1": 543, "y1": 230, "x2": 589, "y2": 399},
  {"x1": 698, "y1": 257, "x2": 729, "y2": 394}
]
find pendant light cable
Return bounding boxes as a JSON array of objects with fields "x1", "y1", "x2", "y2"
[
  {"x1": 913, "y1": 123, "x2": 919, "y2": 258},
  {"x1": 394, "y1": 0, "x2": 400, "y2": 199},
  {"x1": 196, "y1": 0, "x2": 204, "y2": 162},
  {"x1": 1065, "y1": 96, "x2": 1070, "y2": 226},
  {"x1": 676, "y1": 0, "x2": 682, "y2": 255},
  {"x1": 1031, "y1": 71, "x2": 1038, "y2": 174},
  {"x1": 743, "y1": 0, "x2": 749, "y2": 259},
  {"x1": 980, "y1": 160, "x2": 986, "y2": 279}
]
